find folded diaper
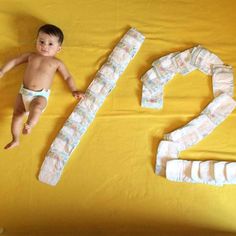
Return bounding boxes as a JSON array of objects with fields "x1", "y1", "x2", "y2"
[
  {"x1": 141, "y1": 67, "x2": 161, "y2": 85},
  {"x1": 39, "y1": 156, "x2": 63, "y2": 186},
  {"x1": 191, "y1": 161, "x2": 201, "y2": 183},
  {"x1": 173, "y1": 49, "x2": 196, "y2": 75},
  {"x1": 87, "y1": 74, "x2": 116, "y2": 98},
  {"x1": 188, "y1": 114, "x2": 216, "y2": 138},
  {"x1": 201, "y1": 93, "x2": 236, "y2": 126},
  {"x1": 190, "y1": 45, "x2": 223, "y2": 75},
  {"x1": 212, "y1": 64, "x2": 234, "y2": 97},
  {"x1": 166, "y1": 159, "x2": 236, "y2": 186},
  {"x1": 98, "y1": 61, "x2": 122, "y2": 82},
  {"x1": 141, "y1": 83, "x2": 163, "y2": 109},
  {"x1": 141, "y1": 67, "x2": 164, "y2": 109},
  {"x1": 199, "y1": 161, "x2": 216, "y2": 184},
  {"x1": 152, "y1": 53, "x2": 178, "y2": 82},
  {"x1": 164, "y1": 125, "x2": 202, "y2": 151},
  {"x1": 155, "y1": 140, "x2": 180, "y2": 176},
  {"x1": 78, "y1": 92, "x2": 106, "y2": 115},
  {"x1": 121, "y1": 28, "x2": 145, "y2": 51},
  {"x1": 214, "y1": 161, "x2": 227, "y2": 185},
  {"x1": 108, "y1": 47, "x2": 132, "y2": 70},
  {"x1": 38, "y1": 28, "x2": 145, "y2": 186},
  {"x1": 166, "y1": 160, "x2": 192, "y2": 183},
  {"x1": 225, "y1": 162, "x2": 236, "y2": 184}
]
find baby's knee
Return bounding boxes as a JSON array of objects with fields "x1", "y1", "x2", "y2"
[
  {"x1": 31, "y1": 98, "x2": 47, "y2": 112},
  {"x1": 13, "y1": 107, "x2": 25, "y2": 117},
  {"x1": 34, "y1": 103, "x2": 45, "y2": 112}
]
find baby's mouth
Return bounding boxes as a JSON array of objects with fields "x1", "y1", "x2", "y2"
[{"x1": 41, "y1": 49, "x2": 48, "y2": 53}]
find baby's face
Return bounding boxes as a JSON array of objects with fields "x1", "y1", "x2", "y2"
[{"x1": 36, "y1": 32, "x2": 61, "y2": 57}]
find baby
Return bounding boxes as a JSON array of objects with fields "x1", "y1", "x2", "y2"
[{"x1": 0, "y1": 24, "x2": 85, "y2": 149}]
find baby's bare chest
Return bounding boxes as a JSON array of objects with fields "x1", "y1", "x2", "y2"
[{"x1": 27, "y1": 57, "x2": 58, "y2": 73}]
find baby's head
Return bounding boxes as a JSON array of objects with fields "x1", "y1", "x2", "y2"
[{"x1": 36, "y1": 24, "x2": 64, "y2": 57}]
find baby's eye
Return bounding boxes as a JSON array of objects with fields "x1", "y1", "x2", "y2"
[
  {"x1": 49, "y1": 43, "x2": 53, "y2": 46},
  {"x1": 40, "y1": 40, "x2": 44, "y2": 44}
]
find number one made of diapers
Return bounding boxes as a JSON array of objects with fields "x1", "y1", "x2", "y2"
[{"x1": 38, "y1": 28, "x2": 145, "y2": 186}]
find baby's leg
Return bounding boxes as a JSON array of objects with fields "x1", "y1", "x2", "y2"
[
  {"x1": 5, "y1": 94, "x2": 26, "y2": 149},
  {"x1": 23, "y1": 96, "x2": 47, "y2": 135}
]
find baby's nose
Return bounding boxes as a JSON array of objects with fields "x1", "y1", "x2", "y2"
[{"x1": 42, "y1": 44, "x2": 48, "y2": 49}]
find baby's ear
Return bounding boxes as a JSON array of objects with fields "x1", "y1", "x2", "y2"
[{"x1": 57, "y1": 46, "x2": 62, "y2": 52}]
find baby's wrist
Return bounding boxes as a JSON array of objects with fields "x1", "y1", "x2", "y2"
[{"x1": 72, "y1": 90, "x2": 85, "y2": 99}]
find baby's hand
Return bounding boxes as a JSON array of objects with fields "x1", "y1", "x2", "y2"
[{"x1": 72, "y1": 90, "x2": 85, "y2": 100}]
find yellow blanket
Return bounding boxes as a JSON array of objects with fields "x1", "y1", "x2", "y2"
[{"x1": 1, "y1": 0, "x2": 236, "y2": 235}]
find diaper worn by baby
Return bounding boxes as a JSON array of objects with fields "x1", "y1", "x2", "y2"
[{"x1": 19, "y1": 85, "x2": 50, "y2": 112}]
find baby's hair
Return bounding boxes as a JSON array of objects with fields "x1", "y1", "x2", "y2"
[{"x1": 38, "y1": 24, "x2": 64, "y2": 45}]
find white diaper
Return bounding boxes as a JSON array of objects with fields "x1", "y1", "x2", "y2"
[
  {"x1": 212, "y1": 64, "x2": 234, "y2": 97},
  {"x1": 19, "y1": 85, "x2": 50, "y2": 112}
]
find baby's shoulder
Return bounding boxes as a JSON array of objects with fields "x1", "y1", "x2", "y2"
[
  {"x1": 28, "y1": 52, "x2": 39, "y2": 60},
  {"x1": 53, "y1": 57, "x2": 63, "y2": 63},
  {"x1": 53, "y1": 57, "x2": 65, "y2": 67},
  {"x1": 18, "y1": 52, "x2": 34, "y2": 60}
]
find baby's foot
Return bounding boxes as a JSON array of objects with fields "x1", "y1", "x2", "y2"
[
  {"x1": 22, "y1": 123, "x2": 32, "y2": 135},
  {"x1": 4, "y1": 140, "x2": 19, "y2": 149}
]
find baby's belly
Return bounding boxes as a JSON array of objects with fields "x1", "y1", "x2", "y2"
[{"x1": 23, "y1": 77, "x2": 52, "y2": 91}]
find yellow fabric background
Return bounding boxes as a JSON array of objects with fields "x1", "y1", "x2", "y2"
[{"x1": 1, "y1": 0, "x2": 236, "y2": 235}]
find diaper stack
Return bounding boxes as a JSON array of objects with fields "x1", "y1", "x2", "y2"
[
  {"x1": 141, "y1": 45, "x2": 234, "y2": 109},
  {"x1": 156, "y1": 93, "x2": 236, "y2": 183},
  {"x1": 141, "y1": 46, "x2": 236, "y2": 186},
  {"x1": 39, "y1": 28, "x2": 145, "y2": 186},
  {"x1": 166, "y1": 160, "x2": 236, "y2": 186}
]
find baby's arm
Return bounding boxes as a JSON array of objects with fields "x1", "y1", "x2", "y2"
[
  {"x1": 0, "y1": 53, "x2": 31, "y2": 78},
  {"x1": 57, "y1": 61, "x2": 85, "y2": 99}
]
